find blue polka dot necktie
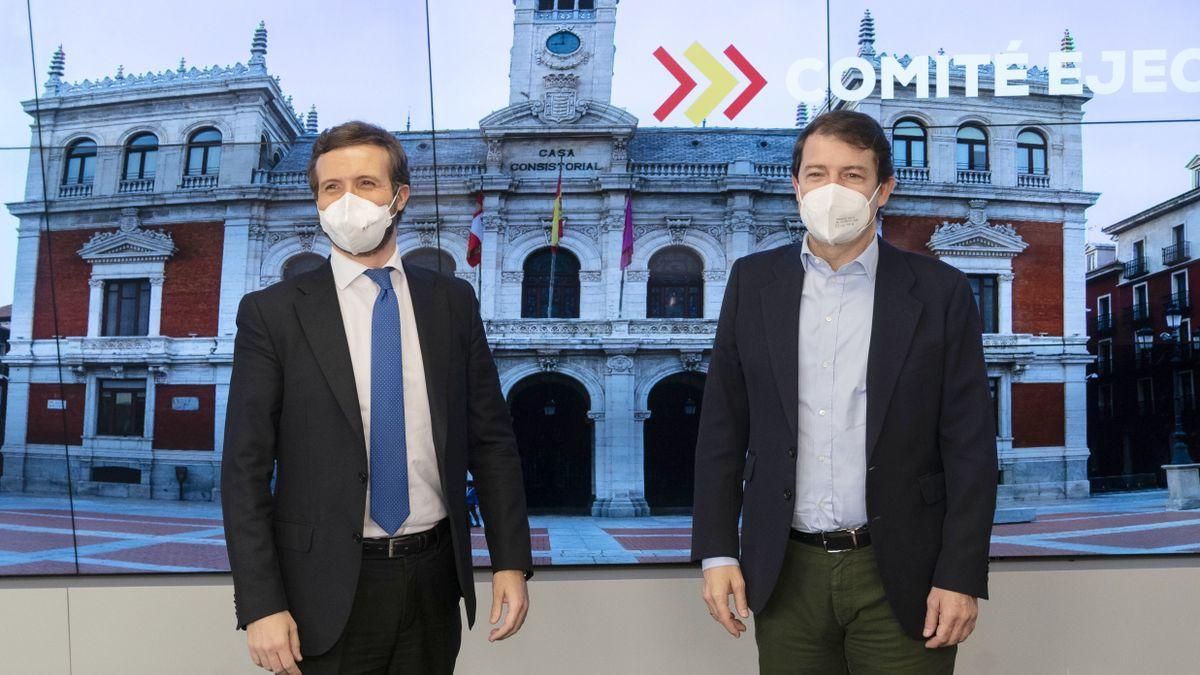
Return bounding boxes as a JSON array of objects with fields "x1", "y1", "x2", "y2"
[{"x1": 362, "y1": 267, "x2": 410, "y2": 534}]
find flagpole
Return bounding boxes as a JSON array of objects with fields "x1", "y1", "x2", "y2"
[
  {"x1": 547, "y1": 246, "x2": 557, "y2": 318},
  {"x1": 547, "y1": 160, "x2": 563, "y2": 318},
  {"x1": 618, "y1": 268, "x2": 626, "y2": 317}
]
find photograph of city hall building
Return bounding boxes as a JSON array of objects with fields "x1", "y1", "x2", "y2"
[{"x1": 2, "y1": 1, "x2": 1095, "y2": 523}]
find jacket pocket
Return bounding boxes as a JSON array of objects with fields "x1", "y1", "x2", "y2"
[
  {"x1": 272, "y1": 518, "x2": 314, "y2": 552},
  {"x1": 917, "y1": 471, "x2": 947, "y2": 504},
  {"x1": 742, "y1": 452, "x2": 757, "y2": 482}
]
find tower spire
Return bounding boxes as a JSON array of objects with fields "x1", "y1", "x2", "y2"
[
  {"x1": 249, "y1": 21, "x2": 268, "y2": 70},
  {"x1": 795, "y1": 102, "x2": 809, "y2": 128},
  {"x1": 305, "y1": 105, "x2": 319, "y2": 134},
  {"x1": 45, "y1": 45, "x2": 65, "y2": 93},
  {"x1": 857, "y1": 9, "x2": 876, "y2": 59}
]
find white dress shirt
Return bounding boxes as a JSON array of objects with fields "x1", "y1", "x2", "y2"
[
  {"x1": 702, "y1": 232, "x2": 879, "y2": 571},
  {"x1": 329, "y1": 244, "x2": 447, "y2": 538}
]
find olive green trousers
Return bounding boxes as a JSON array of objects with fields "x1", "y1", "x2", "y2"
[{"x1": 755, "y1": 539, "x2": 957, "y2": 674}]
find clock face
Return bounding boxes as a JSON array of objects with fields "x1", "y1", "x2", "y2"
[{"x1": 546, "y1": 31, "x2": 581, "y2": 55}]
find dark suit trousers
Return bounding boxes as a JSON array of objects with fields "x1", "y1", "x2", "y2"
[{"x1": 298, "y1": 531, "x2": 463, "y2": 674}]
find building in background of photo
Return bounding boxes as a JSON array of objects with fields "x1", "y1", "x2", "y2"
[
  {"x1": 1, "y1": 2, "x2": 1097, "y2": 512},
  {"x1": 1085, "y1": 156, "x2": 1200, "y2": 491}
]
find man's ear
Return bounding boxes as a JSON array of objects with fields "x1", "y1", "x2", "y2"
[
  {"x1": 877, "y1": 175, "x2": 898, "y2": 208},
  {"x1": 392, "y1": 183, "x2": 411, "y2": 216}
]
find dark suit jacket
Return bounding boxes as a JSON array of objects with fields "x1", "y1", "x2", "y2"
[
  {"x1": 691, "y1": 235, "x2": 998, "y2": 640},
  {"x1": 221, "y1": 256, "x2": 532, "y2": 656}
]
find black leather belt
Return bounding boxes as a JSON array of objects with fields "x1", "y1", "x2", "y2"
[
  {"x1": 362, "y1": 518, "x2": 449, "y2": 559},
  {"x1": 790, "y1": 525, "x2": 871, "y2": 552}
]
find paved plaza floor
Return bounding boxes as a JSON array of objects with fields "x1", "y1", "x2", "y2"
[{"x1": 1, "y1": 489, "x2": 1197, "y2": 576}]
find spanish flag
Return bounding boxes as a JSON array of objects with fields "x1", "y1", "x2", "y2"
[{"x1": 550, "y1": 162, "x2": 564, "y2": 250}]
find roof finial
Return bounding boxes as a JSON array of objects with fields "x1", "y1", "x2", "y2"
[
  {"x1": 305, "y1": 104, "x2": 319, "y2": 134},
  {"x1": 249, "y1": 21, "x2": 268, "y2": 70},
  {"x1": 1060, "y1": 28, "x2": 1076, "y2": 53},
  {"x1": 406, "y1": 108, "x2": 412, "y2": 132},
  {"x1": 44, "y1": 45, "x2": 66, "y2": 93},
  {"x1": 115, "y1": 64, "x2": 124, "y2": 80},
  {"x1": 795, "y1": 102, "x2": 809, "y2": 128},
  {"x1": 178, "y1": 57, "x2": 187, "y2": 73},
  {"x1": 857, "y1": 9, "x2": 876, "y2": 59}
]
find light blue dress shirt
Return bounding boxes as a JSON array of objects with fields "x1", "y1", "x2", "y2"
[{"x1": 702, "y1": 232, "x2": 879, "y2": 571}]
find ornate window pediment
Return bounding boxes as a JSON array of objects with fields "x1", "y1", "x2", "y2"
[
  {"x1": 926, "y1": 200, "x2": 1028, "y2": 258},
  {"x1": 78, "y1": 208, "x2": 176, "y2": 264}
]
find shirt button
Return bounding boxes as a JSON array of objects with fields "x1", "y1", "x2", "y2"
[
  {"x1": 825, "y1": 316, "x2": 832, "y2": 322},
  {"x1": 819, "y1": 409, "x2": 827, "y2": 416},
  {"x1": 787, "y1": 446, "x2": 797, "y2": 458},
  {"x1": 818, "y1": 455, "x2": 829, "y2": 463},
  {"x1": 352, "y1": 532, "x2": 362, "y2": 543},
  {"x1": 821, "y1": 361, "x2": 830, "y2": 368},
  {"x1": 783, "y1": 488, "x2": 793, "y2": 501},
  {"x1": 357, "y1": 471, "x2": 368, "y2": 483}
]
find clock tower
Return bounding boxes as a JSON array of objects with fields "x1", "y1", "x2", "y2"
[{"x1": 508, "y1": 0, "x2": 619, "y2": 116}]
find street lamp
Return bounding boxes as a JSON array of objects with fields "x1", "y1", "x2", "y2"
[{"x1": 1164, "y1": 306, "x2": 1193, "y2": 465}]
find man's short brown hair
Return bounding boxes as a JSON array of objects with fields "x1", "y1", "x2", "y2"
[
  {"x1": 790, "y1": 109, "x2": 893, "y2": 183},
  {"x1": 306, "y1": 120, "x2": 410, "y2": 195}
]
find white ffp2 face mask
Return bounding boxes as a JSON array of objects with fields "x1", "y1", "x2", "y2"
[
  {"x1": 317, "y1": 189, "x2": 400, "y2": 254},
  {"x1": 798, "y1": 182, "x2": 881, "y2": 245}
]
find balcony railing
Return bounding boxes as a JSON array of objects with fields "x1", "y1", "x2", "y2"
[
  {"x1": 1163, "y1": 290, "x2": 1192, "y2": 313},
  {"x1": 58, "y1": 182, "x2": 93, "y2": 199},
  {"x1": 1017, "y1": 172, "x2": 1050, "y2": 188},
  {"x1": 180, "y1": 174, "x2": 219, "y2": 189},
  {"x1": 1125, "y1": 303, "x2": 1152, "y2": 329},
  {"x1": 894, "y1": 165, "x2": 930, "y2": 182},
  {"x1": 117, "y1": 178, "x2": 155, "y2": 194},
  {"x1": 1123, "y1": 256, "x2": 1149, "y2": 278},
  {"x1": 956, "y1": 168, "x2": 992, "y2": 184},
  {"x1": 1164, "y1": 241, "x2": 1190, "y2": 267},
  {"x1": 1094, "y1": 313, "x2": 1115, "y2": 335}
]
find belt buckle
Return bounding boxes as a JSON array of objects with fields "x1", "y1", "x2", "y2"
[
  {"x1": 822, "y1": 529, "x2": 854, "y2": 553},
  {"x1": 387, "y1": 537, "x2": 398, "y2": 559}
]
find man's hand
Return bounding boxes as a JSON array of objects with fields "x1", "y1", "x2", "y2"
[
  {"x1": 246, "y1": 610, "x2": 302, "y2": 673},
  {"x1": 702, "y1": 564, "x2": 750, "y2": 638},
  {"x1": 923, "y1": 586, "x2": 978, "y2": 648},
  {"x1": 488, "y1": 570, "x2": 529, "y2": 642}
]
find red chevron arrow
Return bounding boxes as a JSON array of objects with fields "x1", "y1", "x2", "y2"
[
  {"x1": 652, "y1": 46, "x2": 696, "y2": 122},
  {"x1": 722, "y1": 44, "x2": 766, "y2": 119}
]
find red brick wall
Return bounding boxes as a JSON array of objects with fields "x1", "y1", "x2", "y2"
[
  {"x1": 25, "y1": 383, "x2": 85, "y2": 446},
  {"x1": 152, "y1": 384, "x2": 215, "y2": 451},
  {"x1": 31, "y1": 223, "x2": 224, "y2": 339},
  {"x1": 882, "y1": 216, "x2": 1064, "y2": 335},
  {"x1": 32, "y1": 230, "x2": 92, "y2": 339},
  {"x1": 157, "y1": 222, "x2": 224, "y2": 337},
  {"x1": 1011, "y1": 382, "x2": 1065, "y2": 447}
]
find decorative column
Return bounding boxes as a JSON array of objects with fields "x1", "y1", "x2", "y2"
[
  {"x1": 592, "y1": 352, "x2": 650, "y2": 517},
  {"x1": 998, "y1": 272, "x2": 1015, "y2": 334},
  {"x1": 86, "y1": 278, "x2": 104, "y2": 337},
  {"x1": 148, "y1": 275, "x2": 165, "y2": 336}
]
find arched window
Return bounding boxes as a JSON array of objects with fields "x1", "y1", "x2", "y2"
[
  {"x1": 185, "y1": 128, "x2": 222, "y2": 176},
  {"x1": 892, "y1": 119, "x2": 926, "y2": 168},
  {"x1": 123, "y1": 133, "x2": 158, "y2": 180},
  {"x1": 647, "y1": 246, "x2": 703, "y2": 319},
  {"x1": 522, "y1": 248, "x2": 580, "y2": 318},
  {"x1": 955, "y1": 124, "x2": 989, "y2": 171},
  {"x1": 403, "y1": 248, "x2": 457, "y2": 274},
  {"x1": 1016, "y1": 129, "x2": 1047, "y2": 175},
  {"x1": 282, "y1": 253, "x2": 325, "y2": 280},
  {"x1": 63, "y1": 138, "x2": 97, "y2": 185},
  {"x1": 272, "y1": 150, "x2": 282, "y2": 169}
]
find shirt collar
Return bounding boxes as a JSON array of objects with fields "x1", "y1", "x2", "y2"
[
  {"x1": 329, "y1": 242, "x2": 404, "y2": 291},
  {"x1": 800, "y1": 230, "x2": 880, "y2": 281}
]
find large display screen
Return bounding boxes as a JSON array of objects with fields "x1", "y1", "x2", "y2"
[{"x1": 1, "y1": 0, "x2": 1198, "y2": 576}]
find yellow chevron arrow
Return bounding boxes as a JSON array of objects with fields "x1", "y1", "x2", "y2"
[{"x1": 683, "y1": 42, "x2": 737, "y2": 126}]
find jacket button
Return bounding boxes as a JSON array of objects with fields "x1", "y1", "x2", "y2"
[
  {"x1": 783, "y1": 488, "x2": 793, "y2": 500},
  {"x1": 352, "y1": 532, "x2": 362, "y2": 543},
  {"x1": 357, "y1": 471, "x2": 368, "y2": 483},
  {"x1": 868, "y1": 465, "x2": 877, "y2": 472},
  {"x1": 787, "y1": 446, "x2": 797, "y2": 458}
]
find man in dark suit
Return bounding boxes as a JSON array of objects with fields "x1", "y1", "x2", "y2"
[
  {"x1": 691, "y1": 110, "x2": 998, "y2": 673},
  {"x1": 222, "y1": 120, "x2": 532, "y2": 674}
]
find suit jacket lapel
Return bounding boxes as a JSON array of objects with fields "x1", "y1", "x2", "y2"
[
  {"x1": 865, "y1": 238, "x2": 922, "y2": 462},
  {"x1": 761, "y1": 242, "x2": 805, "y2": 439},
  {"x1": 292, "y1": 257, "x2": 451, "y2": 484},
  {"x1": 294, "y1": 259, "x2": 367, "y2": 458}
]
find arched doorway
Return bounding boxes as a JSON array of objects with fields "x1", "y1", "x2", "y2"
[
  {"x1": 508, "y1": 373, "x2": 593, "y2": 513},
  {"x1": 644, "y1": 371, "x2": 706, "y2": 514}
]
